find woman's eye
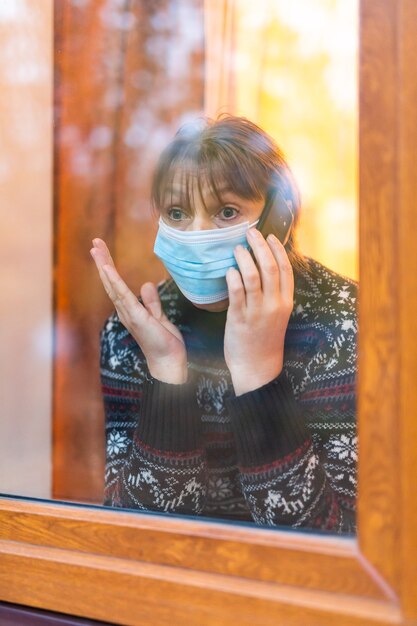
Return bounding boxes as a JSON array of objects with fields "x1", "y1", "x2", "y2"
[
  {"x1": 167, "y1": 208, "x2": 185, "y2": 221},
  {"x1": 219, "y1": 206, "x2": 238, "y2": 220}
]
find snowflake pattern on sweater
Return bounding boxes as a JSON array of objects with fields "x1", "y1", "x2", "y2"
[{"x1": 100, "y1": 257, "x2": 357, "y2": 534}]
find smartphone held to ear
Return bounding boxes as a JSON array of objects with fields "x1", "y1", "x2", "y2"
[{"x1": 256, "y1": 190, "x2": 294, "y2": 245}]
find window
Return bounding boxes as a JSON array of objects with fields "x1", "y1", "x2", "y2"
[{"x1": 0, "y1": 1, "x2": 416, "y2": 624}]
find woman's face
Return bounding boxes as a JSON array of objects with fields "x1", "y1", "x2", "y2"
[{"x1": 159, "y1": 172, "x2": 265, "y2": 312}]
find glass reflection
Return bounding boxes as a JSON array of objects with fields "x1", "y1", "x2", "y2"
[{"x1": 1, "y1": 0, "x2": 357, "y2": 535}]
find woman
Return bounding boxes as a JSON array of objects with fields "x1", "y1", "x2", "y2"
[{"x1": 91, "y1": 116, "x2": 357, "y2": 533}]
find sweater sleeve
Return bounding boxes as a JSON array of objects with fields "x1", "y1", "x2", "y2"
[
  {"x1": 226, "y1": 351, "x2": 357, "y2": 534},
  {"x1": 100, "y1": 314, "x2": 207, "y2": 514}
]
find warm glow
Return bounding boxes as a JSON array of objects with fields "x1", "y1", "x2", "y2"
[
  {"x1": 0, "y1": 0, "x2": 53, "y2": 496},
  {"x1": 205, "y1": 0, "x2": 358, "y2": 279}
]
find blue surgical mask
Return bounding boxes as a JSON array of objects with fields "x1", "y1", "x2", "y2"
[{"x1": 154, "y1": 217, "x2": 259, "y2": 304}]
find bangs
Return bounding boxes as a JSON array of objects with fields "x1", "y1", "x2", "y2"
[{"x1": 151, "y1": 137, "x2": 269, "y2": 215}]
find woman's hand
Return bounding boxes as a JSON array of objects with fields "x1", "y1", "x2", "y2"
[
  {"x1": 224, "y1": 228, "x2": 294, "y2": 396},
  {"x1": 90, "y1": 238, "x2": 188, "y2": 384}
]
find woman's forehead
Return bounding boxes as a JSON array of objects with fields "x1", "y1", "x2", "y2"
[
  {"x1": 156, "y1": 158, "x2": 266, "y2": 207},
  {"x1": 163, "y1": 168, "x2": 230, "y2": 198},
  {"x1": 165, "y1": 181, "x2": 232, "y2": 198}
]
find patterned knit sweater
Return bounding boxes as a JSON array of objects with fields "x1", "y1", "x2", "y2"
[{"x1": 100, "y1": 257, "x2": 357, "y2": 534}]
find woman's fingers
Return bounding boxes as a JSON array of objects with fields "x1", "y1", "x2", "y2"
[
  {"x1": 91, "y1": 240, "x2": 187, "y2": 384},
  {"x1": 233, "y1": 245, "x2": 262, "y2": 308},
  {"x1": 91, "y1": 238, "x2": 125, "y2": 305},
  {"x1": 92, "y1": 241, "x2": 168, "y2": 335},
  {"x1": 102, "y1": 264, "x2": 147, "y2": 326},
  {"x1": 246, "y1": 228, "x2": 280, "y2": 299},
  {"x1": 98, "y1": 264, "x2": 152, "y2": 346},
  {"x1": 90, "y1": 246, "x2": 117, "y2": 300},
  {"x1": 92, "y1": 238, "x2": 115, "y2": 268},
  {"x1": 265, "y1": 234, "x2": 294, "y2": 304},
  {"x1": 229, "y1": 229, "x2": 294, "y2": 316},
  {"x1": 141, "y1": 281, "x2": 187, "y2": 344},
  {"x1": 140, "y1": 282, "x2": 162, "y2": 319},
  {"x1": 244, "y1": 228, "x2": 294, "y2": 304},
  {"x1": 226, "y1": 267, "x2": 245, "y2": 317}
]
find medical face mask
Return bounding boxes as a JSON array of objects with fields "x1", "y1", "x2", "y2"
[{"x1": 153, "y1": 217, "x2": 259, "y2": 304}]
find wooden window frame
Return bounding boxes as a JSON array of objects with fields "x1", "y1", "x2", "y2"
[{"x1": 1, "y1": 1, "x2": 416, "y2": 623}]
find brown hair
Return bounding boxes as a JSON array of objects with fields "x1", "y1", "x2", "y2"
[{"x1": 151, "y1": 115, "x2": 309, "y2": 272}]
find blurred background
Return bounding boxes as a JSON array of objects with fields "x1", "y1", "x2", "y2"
[{"x1": 0, "y1": 0, "x2": 357, "y2": 503}]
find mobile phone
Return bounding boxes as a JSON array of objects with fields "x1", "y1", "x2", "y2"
[{"x1": 256, "y1": 189, "x2": 294, "y2": 245}]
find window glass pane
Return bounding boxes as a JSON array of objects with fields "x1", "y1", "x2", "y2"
[{"x1": 1, "y1": 0, "x2": 358, "y2": 536}]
